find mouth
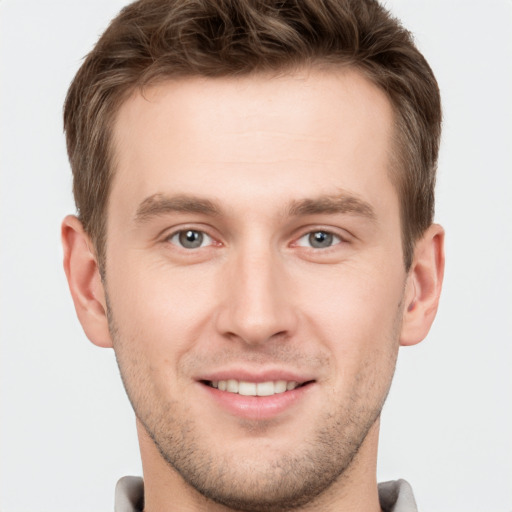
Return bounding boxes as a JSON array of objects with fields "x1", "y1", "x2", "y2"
[
  {"x1": 198, "y1": 376, "x2": 316, "y2": 420},
  {"x1": 201, "y1": 379, "x2": 313, "y2": 397}
]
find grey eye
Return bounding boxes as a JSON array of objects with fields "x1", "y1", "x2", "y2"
[
  {"x1": 296, "y1": 230, "x2": 341, "y2": 249},
  {"x1": 308, "y1": 231, "x2": 334, "y2": 248},
  {"x1": 170, "y1": 230, "x2": 212, "y2": 249}
]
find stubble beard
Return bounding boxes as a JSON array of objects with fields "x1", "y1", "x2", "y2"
[
  {"x1": 136, "y1": 393, "x2": 386, "y2": 512},
  {"x1": 107, "y1": 297, "x2": 401, "y2": 512}
]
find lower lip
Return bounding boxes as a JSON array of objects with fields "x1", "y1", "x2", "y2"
[{"x1": 199, "y1": 382, "x2": 314, "y2": 420}]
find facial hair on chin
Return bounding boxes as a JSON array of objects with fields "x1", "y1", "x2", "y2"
[{"x1": 106, "y1": 293, "x2": 402, "y2": 512}]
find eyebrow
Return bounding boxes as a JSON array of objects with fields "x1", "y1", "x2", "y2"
[
  {"x1": 134, "y1": 193, "x2": 221, "y2": 223},
  {"x1": 134, "y1": 192, "x2": 377, "y2": 224},
  {"x1": 288, "y1": 194, "x2": 377, "y2": 221}
]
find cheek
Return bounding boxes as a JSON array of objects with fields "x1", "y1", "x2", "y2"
[
  {"x1": 294, "y1": 261, "x2": 405, "y2": 363},
  {"x1": 299, "y1": 267, "x2": 404, "y2": 409},
  {"x1": 106, "y1": 257, "x2": 219, "y2": 363}
]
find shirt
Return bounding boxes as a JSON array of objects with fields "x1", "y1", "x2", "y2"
[{"x1": 114, "y1": 476, "x2": 418, "y2": 511}]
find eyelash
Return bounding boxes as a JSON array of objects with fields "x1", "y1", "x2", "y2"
[
  {"x1": 165, "y1": 227, "x2": 347, "y2": 251},
  {"x1": 166, "y1": 229, "x2": 217, "y2": 249},
  {"x1": 293, "y1": 230, "x2": 344, "y2": 250}
]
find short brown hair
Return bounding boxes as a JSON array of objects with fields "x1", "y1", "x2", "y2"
[{"x1": 64, "y1": 0, "x2": 441, "y2": 270}]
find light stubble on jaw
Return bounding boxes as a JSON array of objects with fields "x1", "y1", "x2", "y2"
[
  {"x1": 139, "y1": 390, "x2": 386, "y2": 512},
  {"x1": 104, "y1": 289, "x2": 404, "y2": 512}
]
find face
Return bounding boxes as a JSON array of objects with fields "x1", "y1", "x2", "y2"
[{"x1": 106, "y1": 68, "x2": 406, "y2": 510}]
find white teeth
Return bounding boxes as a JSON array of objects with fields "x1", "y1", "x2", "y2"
[
  {"x1": 256, "y1": 381, "x2": 274, "y2": 396},
  {"x1": 239, "y1": 382, "x2": 256, "y2": 396},
  {"x1": 274, "y1": 380, "x2": 287, "y2": 394},
  {"x1": 211, "y1": 379, "x2": 301, "y2": 396},
  {"x1": 226, "y1": 379, "x2": 239, "y2": 393},
  {"x1": 286, "y1": 381, "x2": 297, "y2": 391}
]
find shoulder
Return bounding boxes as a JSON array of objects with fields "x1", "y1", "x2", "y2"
[
  {"x1": 378, "y1": 479, "x2": 418, "y2": 512},
  {"x1": 114, "y1": 476, "x2": 144, "y2": 512}
]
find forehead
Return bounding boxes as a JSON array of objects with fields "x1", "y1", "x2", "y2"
[{"x1": 109, "y1": 67, "x2": 397, "y2": 221}]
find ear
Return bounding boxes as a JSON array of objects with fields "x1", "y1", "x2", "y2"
[
  {"x1": 400, "y1": 224, "x2": 445, "y2": 346},
  {"x1": 61, "y1": 215, "x2": 113, "y2": 348}
]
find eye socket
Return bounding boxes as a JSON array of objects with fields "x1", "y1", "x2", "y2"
[
  {"x1": 168, "y1": 229, "x2": 213, "y2": 249},
  {"x1": 295, "y1": 230, "x2": 342, "y2": 249}
]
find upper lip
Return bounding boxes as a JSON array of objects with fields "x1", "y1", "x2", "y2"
[{"x1": 197, "y1": 368, "x2": 316, "y2": 384}]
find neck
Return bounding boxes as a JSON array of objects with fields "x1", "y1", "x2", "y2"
[{"x1": 137, "y1": 418, "x2": 382, "y2": 512}]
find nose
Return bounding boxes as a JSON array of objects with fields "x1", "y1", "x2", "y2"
[{"x1": 215, "y1": 247, "x2": 298, "y2": 346}]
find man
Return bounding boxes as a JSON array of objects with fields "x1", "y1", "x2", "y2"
[{"x1": 61, "y1": 0, "x2": 444, "y2": 510}]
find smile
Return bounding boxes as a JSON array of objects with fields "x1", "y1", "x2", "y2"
[
  {"x1": 200, "y1": 376, "x2": 315, "y2": 420},
  {"x1": 206, "y1": 379, "x2": 303, "y2": 396}
]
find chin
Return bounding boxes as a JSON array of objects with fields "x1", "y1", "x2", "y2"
[{"x1": 140, "y1": 400, "x2": 381, "y2": 512}]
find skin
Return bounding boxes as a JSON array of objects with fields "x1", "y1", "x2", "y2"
[{"x1": 62, "y1": 67, "x2": 444, "y2": 512}]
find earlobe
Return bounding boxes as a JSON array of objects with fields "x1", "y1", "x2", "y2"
[
  {"x1": 400, "y1": 224, "x2": 445, "y2": 346},
  {"x1": 61, "y1": 215, "x2": 113, "y2": 348}
]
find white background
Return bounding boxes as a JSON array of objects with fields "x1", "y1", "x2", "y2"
[{"x1": 1, "y1": 1, "x2": 511, "y2": 511}]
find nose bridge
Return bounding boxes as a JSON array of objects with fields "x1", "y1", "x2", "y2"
[{"x1": 217, "y1": 239, "x2": 296, "y2": 344}]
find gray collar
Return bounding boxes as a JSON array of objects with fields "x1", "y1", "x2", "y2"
[{"x1": 114, "y1": 476, "x2": 417, "y2": 512}]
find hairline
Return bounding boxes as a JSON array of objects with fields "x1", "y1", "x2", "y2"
[{"x1": 93, "y1": 62, "x2": 421, "y2": 273}]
